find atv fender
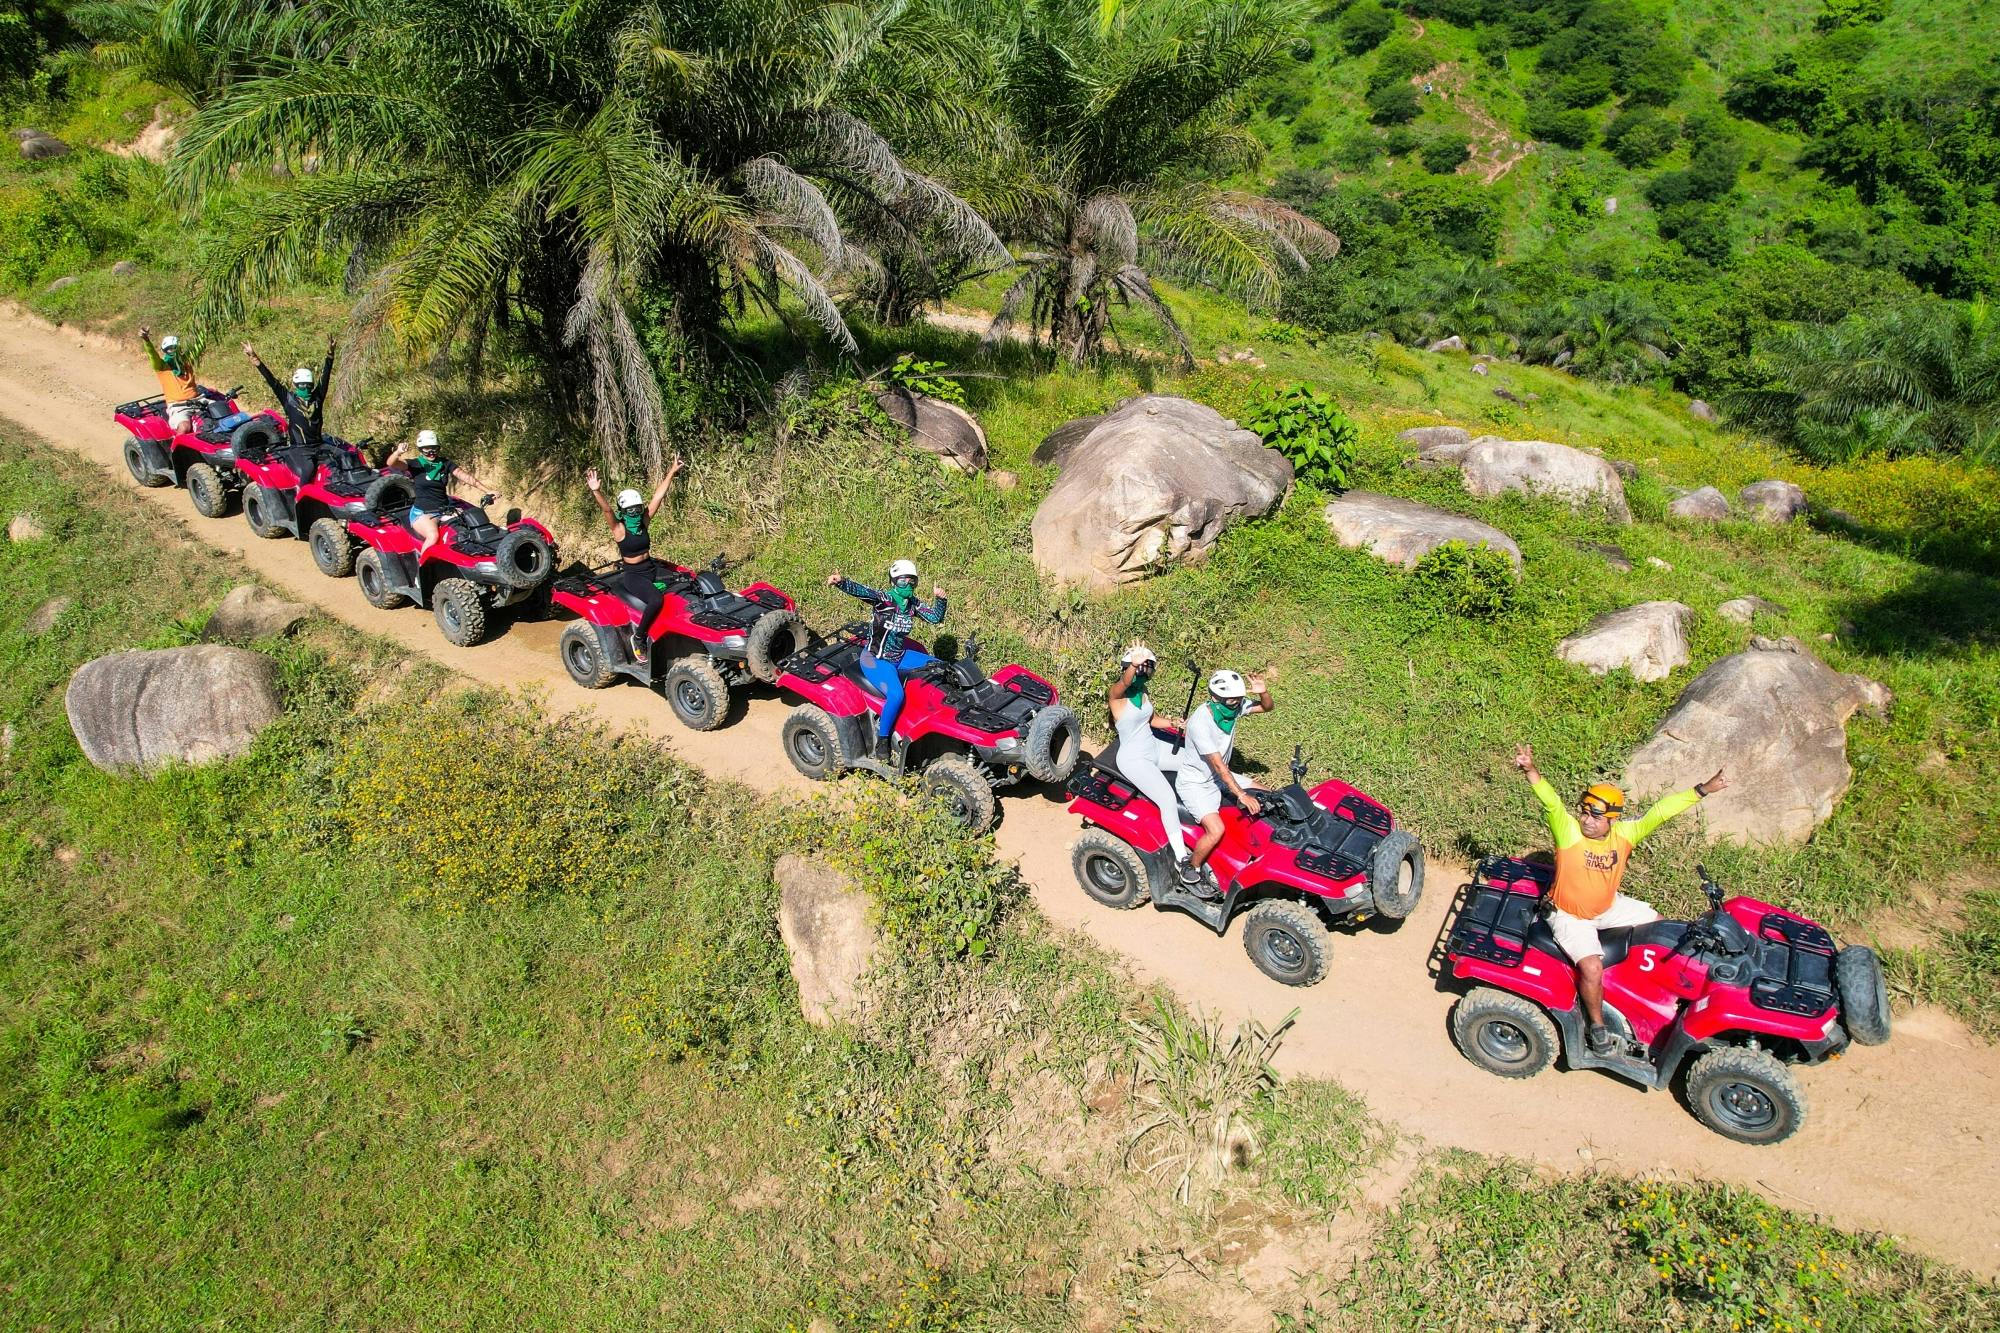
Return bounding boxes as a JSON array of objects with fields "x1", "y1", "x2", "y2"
[
  {"x1": 132, "y1": 436, "x2": 173, "y2": 482},
  {"x1": 828, "y1": 708, "x2": 873, "y2": 771}
]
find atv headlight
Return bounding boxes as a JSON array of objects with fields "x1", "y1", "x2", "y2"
[
  {"x1": 720, "y1": 634, "x2": 747, "y2": 649},
  {"x1": 476, "y1": 560, "x2": 499, "y2": 572},
  {"x1": 993, "y1": 736, "x2": 1021, "y2": 752}
]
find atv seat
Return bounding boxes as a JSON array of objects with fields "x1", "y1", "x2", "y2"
[
  {"x1": 1089, "y1": 735, "x2": 1224, "y2": 828},
  {"x1": 1527, "y1": 917, "x2": 1688, "y2": 969}
]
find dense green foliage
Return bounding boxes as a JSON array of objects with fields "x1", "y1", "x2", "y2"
[{"x1": 1243, "y1": 380, "x2": 1358, "y2": 488}]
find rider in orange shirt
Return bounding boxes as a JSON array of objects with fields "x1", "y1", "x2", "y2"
[{"x1": 1513, "y1": 743, "x2": 1728, "y2": 1055}]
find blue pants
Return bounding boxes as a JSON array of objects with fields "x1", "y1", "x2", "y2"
[{"x1": 861, "y1": 649, "x2": 932, "y2": 737}]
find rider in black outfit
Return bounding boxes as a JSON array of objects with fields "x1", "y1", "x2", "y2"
[
  {"x1": 587, "y1": 458, "x2": 685, "y2": 656},
  {"x1": 242, "y1": 337, "x2": 345, "y2": 486}
]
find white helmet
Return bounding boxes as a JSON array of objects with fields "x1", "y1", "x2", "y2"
[
  {"x1": 888, "y1": 558, "x2": 919, "y2": 583},
  {"x1": 159, "y1": 334, "x2": 180, "y2": 352},
  {"x1": 1121, "y1": 643, "x2": 1156, "y2": 666},
  {"x1": 416, "y1": 429, "x2": 439, "y2": 453},
  {"x1": 615, "y1": 488, "x2": 644, "y2": 510},
  {"x1": 291, "y1": 366, "x2": 315, "y2": 386},
  {"x1": 1208, "y1": 669, "x2": 1247, "y2": 700}
]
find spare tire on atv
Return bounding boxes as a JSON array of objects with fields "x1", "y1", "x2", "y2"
[
  {"x1": 1835, "y1": 945, "x2": 1891, "y2": 1046},
  {"x1": 493, "y1": 527, "x2": 553, "y2": 590},
  {"x1": 1023, "y1": 704, "x2": 1082, "y2": 783},
  {"x1": 363, "y1": 472, "x2": 415, "y2": 513},
  {"x1": 1367, "y1": 828, "x2": 1424, "y2": 919},
  {"x1": 744, "y1": 609, "x2": 810, "y2": 684},
  {"x1": 229, "y1": 415, "x2": 282, "y2": 459}
]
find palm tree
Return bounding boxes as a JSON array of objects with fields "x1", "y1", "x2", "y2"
[
  {"x1": 1525, "y1": 289, "x2": 1670, "y2": 384},
  {"x1": 979, "y1": 0, "x2": 1336, "y2": 366},
  {"x1": 1732, "y1": 300, "x2": 2000, "y2": 464},
  {"x1": 156, "y1": 0, "x2": 1003, "y2": 473}
]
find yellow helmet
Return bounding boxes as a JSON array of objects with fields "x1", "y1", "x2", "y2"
[{"x1": 1579, "y1": 783, "x2": 1626, "y2": 819}]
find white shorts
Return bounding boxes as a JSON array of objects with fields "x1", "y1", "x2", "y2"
[
  {"x1": 167, "y1": 401, "x2": 198, "y2": 433},
  {"x1": 1548, "y1": 894, "x2": 1658, "y2": 961},
  {"x1": 1174, "y1": 773, "x2": 1222, "y2": 821}
]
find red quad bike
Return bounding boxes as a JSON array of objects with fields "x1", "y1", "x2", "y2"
[
  {"x1": 774, "y1": 627, "x2": 1082, "y2": 832},
  {"x1": 342, "y1": 473, "x2": 558, "y2": 646},
  {"x1": 1066, "y1": 739, "x2": 1425, "y2": 987},
  {"x1": 1441, "y1": 858, "x2": 1892, "y2": 1146},
  {"x1": 113, "y1": 390, "x2": 288, "y2": 519},
  {"x1": 231, "y1": 433, "x2": 384, "y2": 566},
  {"x1": 549, "y1": 553, "x2": 811, "y2": 731}
]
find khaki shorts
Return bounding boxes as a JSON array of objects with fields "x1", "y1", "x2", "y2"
[
  {"x1": 167, "y1": 401, "x2": 198, "y2": 433},
  {"x1": 1548, "y1": 894, "x2": 1659, "y2": 961}
]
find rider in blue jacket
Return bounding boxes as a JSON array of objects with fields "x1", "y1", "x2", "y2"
[{"x1": 826, "y1": 559, "x2": 947, "y2": 761}]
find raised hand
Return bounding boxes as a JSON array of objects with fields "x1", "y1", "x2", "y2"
[
  {"x1": 1702, "y1": 768, "x2": 1730, "y2": 794},
  {"x1": 1512, "y1": 743, "x2": 1535, "y2": 772},
  {"x1": 932, "y1": 584, "x2": 945, "y2": 600},
  {"x1": 586, "y1": 467, "x2": 600, "y2": 491},
  {"x1": 826, "y1": 572, "x2": 844, "y2": 587},
  {"x1": 241, "y1": 342, "x2": 259, "y2": 362},
  {"x1": 666, "y1": 455, "x2": 685, "y2": 479}
]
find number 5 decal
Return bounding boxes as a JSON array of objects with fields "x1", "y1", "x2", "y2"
[{"x1": 1638, "y1": 950, "x2": 1657, "y2": 972}]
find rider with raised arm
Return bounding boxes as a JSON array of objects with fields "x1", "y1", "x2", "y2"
[
  {"x1": 826, "y1": 560, "x2": 946, "y2": 762},
  {"x1": 1108, "y1": 642, "x2": 1194, "y2": 882},
  {"x1": 385, "y1": 430, "x2": 497, "y2": 562},
  {"x1": 243, "y1": 337, "x2": 339, "y2": 483},
  {"x1": 1174, "y1": 669, "x2": 1274, "y2": 897},
  {"x1": 137, "y1": 326, "x2": 213, "y2": 434},
  {"x1": 586, "y1": 457, "x2": 684, "y2": 657},
  {"x1": 1512, "y1": 743, "x2": 1728, "y2": 1055}
]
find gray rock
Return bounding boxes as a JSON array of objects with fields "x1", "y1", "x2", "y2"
[
  {"x1": 1031, "y1": 396, "x2": 1292, "y2": 590},
  {"x1": 24, "y1": 596, "x2": 71, "y2": 635},
  {"x1": 64, "y1": 646, "x2": 283, "y2": 773},
  {"x1": 1689, "y1": 399, "x2": 1718, "y2": 423},
  {"x1": 44, "y1": 276, "x2": 78, "y2": 293},
  {"x1": 1324, "y1": 492, "x2": 1521, "y2": 571},
  {"x1": 1426, "y1": 335, "x2": 1466, "y2": 353},
  {"x1": 1740, "y1": 479, "x2": 1808, "y2": 524},
  {"x1": 110, "y1": 259, "x2": 140, "y2": 277},
  {"x1": 1556, "y1": 601, "x2": 1693, "y2": 683},
  {"x1": 1457, "y1": 438, "x2": 1631, "y2": 521},
  {"x1": 1032, "y1": 413, "x2": 1105, "y2": 467},
  {"x1": 874, "y1": 387, "x2": 988, "y2": 474},
  {"x1": 19, "y1": 134, "x2": 70, "y2": 160},
  {"x1": 1625, "y1": 636, "x2": 1890, "y2": 845},
  {"x1": 201, "y1": 585, "x2": 309, "y2": 643},
  {"x1": 1576, "y1": 540, "x2": 1632, "y2": 572},
  {"x1": 1611, "y1": 459, "x2": 1639, "y2": 481},
  {"x1": 1470, "y1": 362, "x2": 1490, "y2": 376},
  {"x1": 1604, "y1": 196, "x2": 1618, "y2": 215},
  {"x1": 7, "y1": 512, "x2": 46, "y2": 542},
  {"x1": 8, "y1": 129, "x2": 43, "y2": 143},
  {"x1": 774, "y1": 853, "x2": 880, "y2": 1027},
  {"x1": 1493, "y1": 387, "x2": 1524, "y2": 404},
  {"x1": 988, "y1": 469, "x2": 1018, "y2": 491},
  {"x1": 1646, "y1": 556, "x2": 1674, "y2": 571},
  {"x1": 1668, "y1": 486, "x2": 1731, "y2": 522},
  {"x1": 1397, "y1": 425, "x2": 1471, "y2": 456},
  {"x1": 1716, "y1": 595, "x2": 1785, "y2": 626}
]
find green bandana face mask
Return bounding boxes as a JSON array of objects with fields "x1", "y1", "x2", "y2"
[
  {"x1": 1129, "y1": 670, "x2": 1151, "y2": 704},
  {"x1": 888, "y1": 585, "x2": 916, "y2": 611},
  {"x1": 619, "y1": 512, "x2": 644, "y2": 536},
  {"x1": 1208, "y1": 699, "x2": 1241, "y2": 734},
  {"x1": 292, "y1": 385, "x2": 312, "y2": 403}
]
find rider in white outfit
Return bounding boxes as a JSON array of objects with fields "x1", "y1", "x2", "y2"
[{"x1": 1108, "y1": 643, "x2": 1190, "y2": 874}]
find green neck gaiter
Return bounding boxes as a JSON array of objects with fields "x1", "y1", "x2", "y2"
[{"x1": 1208, "y1": 700, "x2": 1239, "y2": 734}]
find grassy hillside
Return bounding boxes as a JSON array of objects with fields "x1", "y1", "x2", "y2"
[{"x1": 6, "y1": 433, "x2": 1996, "y2": 1329}]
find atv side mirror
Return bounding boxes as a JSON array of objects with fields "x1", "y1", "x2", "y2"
[
  {"x1": 710, "y1": 552, "x2": 729, "y2": 573},
  {"x1": 964, "y1": 631, "x2": 981, "y2": 662},
  {"x1": 505, "y1": 507, "x2": 522, "y2": 526},
  {"x1": 1290, "y1": 743, "x2": 1308, "y2": 785},
  {"x1": 1696, "y1": 863, "x2": 1723, "y2": 907}
]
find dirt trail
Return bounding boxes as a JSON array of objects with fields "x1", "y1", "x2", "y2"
[
  {"x1": 7, "y1": 304, "x2": 1997, "y2": 1276},
  {"x1": 1414, "y1": 61, "x2": 1534, "y2": 184}
]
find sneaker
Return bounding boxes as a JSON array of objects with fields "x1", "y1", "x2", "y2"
[
  {"x1": 1585, "y1": 1024, "x2": 1617, "y2": 1056},
  {"x1": 872, "y1": 734, "x2": 891, "y2": 762},
  {"x1": 1183, "y1": 866, "x2": 1222, "y2": 901}
]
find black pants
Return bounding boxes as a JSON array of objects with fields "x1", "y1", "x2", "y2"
[{"x1": 617, "y1": 559, "x2": 668, "y2": 642}]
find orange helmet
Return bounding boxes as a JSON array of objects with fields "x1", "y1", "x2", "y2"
[{"x1": 1579, "y1": 783, "x2": 1626, "y2": 819}]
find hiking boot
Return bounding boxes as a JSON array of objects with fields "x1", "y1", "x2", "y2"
[
  {"x1": 1585, "y1": 1023, "x2": 1617, "y2": 1056},
  {"x1": 872, "y1": 734, "x2": 891, "y2": 763}
]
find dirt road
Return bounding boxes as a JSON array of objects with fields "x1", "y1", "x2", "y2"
[{"x1": 8, "y1": 304, "x2": 1996, "y2": 1275}]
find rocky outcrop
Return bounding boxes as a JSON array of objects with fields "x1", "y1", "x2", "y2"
[
  {"x1": 1668, "y1": 486, "x2": 1731, "y2": 521},
  {"x1": 1032, "y1": 414, "x2": 1105, "y2": 467},
  {"x1": 1031, "y1": 396, "x2": 1292, "y2": 590},
  {"x1": 874, "y1": 387, "x2": 988, "y2": 473},
  {"x1": 1426, "y1": 335, "x2": 1466, "y2": 353},
  {"x1": 201, "y1": 585, "x2": 310, "y2": 643},
  {"x1": 19, "y1": 133, "x2": 70, "y2": 160},
  {"x1": 1555, "y1": 601, "x2": 1692, "y2": 683},
  {"x1": 1324, "y1": 492, "x2": 1521, "y2": 570},
  {"x1": 1740, "y1": 479, "x2": 1807, "y2": 524},
  {"x1": 65, "y1": 646, "x2": 283, "y2": 773},
  {"x1": 774, "y1": 853, "x2": 880, "y2": 1027},
  {"x1": 1455, "y1": 438, "x2": 1631, "y2": 521},
  {"x1": 1625, "y1": 636, "x2": 1891, "y2": 845}
]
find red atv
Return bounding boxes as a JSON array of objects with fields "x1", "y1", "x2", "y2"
[
  {"x1": 1441, "y1": 858, "x2": 1891, "y2": 1145},
  {"x1": 231, "y1": 433, "x2": 383, "y2": 562},
  {"x1": 774, "y1": 628, "x2": 1081, "y2": 832},
  {"x1": 550, "y1": 553, "x2": 810, "y2": 731},
  {"x1": 114, "y1": 390, "x2": 287, "y2": 518},
  {"x1": 1066, "y1": 740, "x2": 1424, "y2": 987},
  {"x1": 343, "y1": 473, "x2": 557, "y2": 646}
]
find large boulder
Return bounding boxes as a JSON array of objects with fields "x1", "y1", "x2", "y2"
[
  {"x1": 1324, "y1": 492, "x2": 1521, "y2": 571},
  {"x1": 1032, "y1": 413, "x2": 1105, "y2": 467},
  {"x1": 774, "y1": 853, "x2": 880, "y2": 1027},
  {"x1": 202, "y1": 584, "x2": 310, "y2": 643},
  {"x1": 1739, "y1": 479, "x2": 1807, "y2": 524},
  {"x1": 1030, "y1": 396, "x2": 1292, "y2": 590},
  {"x1": 1688, "y1": 399, "x2": 1718, "y2": 423},
  {"x1": 1555, "y1": 601, "x2": 1692, "y2": 683},
  {"x1": 874, "y1": 387, "x2": 988, "y2": 474},
  {"x1": 1624, "y1": 636, "x2": 1891, "y2": 845},
  {"x1": 1456, "y1": 438, "x2": 1631, "y2": 521},
  {"x1": 19, "y1": 134, "x2": 70, "y2": 160},
  {"x1": 1397, "y1": 425, "x2": 1470, "y2": 456},
  {"x1": 65, "y1": 646, "x2": 283, "y2": 773},
  {"x1": 1668, "y1": 486, "x2": 1731, "y2": 521},
  {"x1": 1426, "y1": 335, "x2": 1466, "y2": 353}
]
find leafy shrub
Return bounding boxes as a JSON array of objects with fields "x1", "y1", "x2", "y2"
[
  {"x1": 791, "y1": 779, "x2": 1020, "y2": 959},
  {"x1": 882, "y1": 352, "x2": 965, "y2": 405},
  {"x1": 1400, "y1": 178, "x2": 1503, "y2": 259},
  {"x1": 1525, "y1": 100, "x2": 1594, "y2": 149},
  {"x1": 1382, "y1": 123, "x2": 1421, "y2": 156},
  {"x1": 1406, "y1": 540, "x2": 1517, "y2": 620},
  {"x1": 1553, "y1": 61, "x2": 1614, "y2": 109},
  {"x1": 1365, "y1": 80, "x2": 1420, "y2": 125},
  {"x1": 1336, "y1": 0, "x2": 1394, "y2": 54},
  {"x1": 1604, "y1": 106, "x2": 1679, "y2": 167},
  {"x1": 1333, "y1": 129, "x2": 1382, "y2": 170},
  {"x1": 1128, "y1": 999, "x2": 1292, "y2": 1210},
  {"x1": 1370, "y1": 37, "x2": 1437, "y2": 90},
  {"x1": 1419, "y1": 135, "x2": 1471, "y2": 174},
  {"x1": 1293, "y1": 115, "x2": 1326, "y2": 147},
  {"x1": 1244, "y1": 383, "x2": 1359, "y2": 489}
]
